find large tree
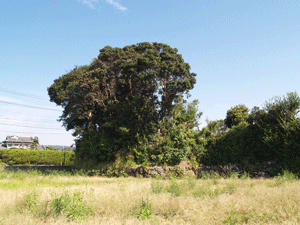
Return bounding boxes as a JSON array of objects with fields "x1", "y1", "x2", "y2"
[{"x1": 48, "y1": 42, "x2": 196, "y2": 161}]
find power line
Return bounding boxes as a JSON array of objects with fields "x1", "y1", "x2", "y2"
[
  {"x1": 0, "y1": 87, "x2": 48, "y2": 101},
  {"x1": 0, "y1": 122, "x2": 66, "y2": 130},
  {"x1": 0, "y1": 129, "x2": 70, "y2": 135},
  {"x1": 0, "y1": 117, "x2": 60, "y2": 124},
  {"x1": 0, "y1": 100, "x2": 62, "y2": 112},
  {"x1": 0, "y1": 112, "x2": 59, "y2": 122}
]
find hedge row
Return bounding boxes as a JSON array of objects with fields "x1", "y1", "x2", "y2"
[{"x1": 0, "y1": 148, "x2": 75, "y2": 166}]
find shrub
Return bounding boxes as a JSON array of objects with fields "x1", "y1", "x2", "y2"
[
  {"x1": 203, "y1": 122, "x2": 249, "y2": 165},
  {"x1": 75, "y1": 130, "x2": 119, "y2": 165},
  {"x1": 0, "y1": 149, "x2": 74, "y2": 166}
]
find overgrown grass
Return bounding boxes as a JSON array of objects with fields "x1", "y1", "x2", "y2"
[
  {"x1": 0, "y1": 169, "x2": 300, "y2": 224},
  {"x1": 17, "y1": 189, "x2": 94, "y2": 220}
]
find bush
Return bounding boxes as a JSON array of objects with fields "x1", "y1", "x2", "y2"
[
  {"x1": 75, "y1": 130, "x2": 119, "y2": 165},
  {"x1": 203, "y1": 122, "x2": 249, "y2": 165},
  {"x1": 0, "y1": 149, "x2": 74, "y2": 166}
]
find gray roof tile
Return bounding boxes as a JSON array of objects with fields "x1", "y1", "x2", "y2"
[{"x1": 3, "y1": 136, "x2": 34, "y2": 143}]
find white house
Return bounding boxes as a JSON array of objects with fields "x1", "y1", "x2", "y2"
[
  {"x1": 1, "y1": 136, "x2": 45, "y2": 150},
  {"x1": 2, "y1": 136, "x2": 34, "y2": 149}
]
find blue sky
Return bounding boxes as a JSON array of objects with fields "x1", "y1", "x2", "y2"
[{"x1": 0, "y1": 0, "x2": 299, "y2": 145}]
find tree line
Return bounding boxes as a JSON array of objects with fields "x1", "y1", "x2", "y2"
[{"x1": 48, "y1": 42, "x2": 300, "y2": 173}]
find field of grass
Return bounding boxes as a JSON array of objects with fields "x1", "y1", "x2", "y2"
[{"x1": 0, "y1": 170, "x2": 299, "y2": 224}]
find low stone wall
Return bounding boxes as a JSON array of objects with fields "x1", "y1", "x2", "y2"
[
  {"x1": 1, "y1": 161, "x2": 276, "y2": 178},
  {"x1": 97, "y1": 161, "x2": 275, "y2": 178},
  {"x1": 3, "y1": 166, "x2": 71, "y2": 171},
  {"x1": 197, "y1": 161, "x2": 274, "y2": 178}
]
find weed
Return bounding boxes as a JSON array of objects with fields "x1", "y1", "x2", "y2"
[
  {"x1": 0, "y1": 171, "x2": 8, "y2": 179},
  {"x1": 259, "y1": 212, "x2": 278, "y2": 222},
  {"x1": 137, "y1": 197, "x2": 153, "y2": 219},
  {"x1": 211, "y1": 179, "x2": 219, "y2": 185},
  {"x1": 49, "y1": 191, "x2": 93, "y2": 220},
  {"x1": 225, "y1": 183, "x2": 237, "y2": 194},
  {"x1": 193, "y1": 185, "x2": 220, "y2": 198},
  {"x1": 21, "y1": 192, "x2": 39, "y2": 212},
  {"x1": 11, "y1": 170, "x2": 26, "y2": 180},
  {"x1": 275, "y1": 170, "x2": 298, "y2": 185},
  {"x1": 167, "y1": 179, "x2": 183, "y2": 197},
  {"x1": 240, "y1": 172, "x2": 251, "y2": 180},
  {"x1": 186, "y1": 175, "x2": 197, "y2": 189},
  {"x1": 163, "y1": 205, "x2": 179, "y2": 219},
  {"x1": 151, "y1": 180, "x2": 165, "y2": 194},
  {"x1": 198, "y1": 170, "x2": 220, "y2": 179},
  {"x1": 198, "y1": 171, "x2": 212, "y2": 179},
  {"x1": 225, "y1": 213, "x2": 251, "y2": 225},
  {"x1": 228, "y1": 172, "x2": 239, "y2": 179},
  {"x1": 225, "y1": 205, "x2": 252, "y2": 225}
]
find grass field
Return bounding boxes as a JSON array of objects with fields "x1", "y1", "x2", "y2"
[{"x1": 0, "y1": 170, "x2": 299, "y2": 224}]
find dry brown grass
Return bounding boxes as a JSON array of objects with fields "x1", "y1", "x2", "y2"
[{"x1": 0, "y1": 171, "x2": 300, "y2": 224}]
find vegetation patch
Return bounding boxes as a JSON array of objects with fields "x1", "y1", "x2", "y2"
[
  {"x1": 0, "y1": 149, "x2": 74, "y2": 166},
  {"x1": 0, "y1": 170, "x2": 300, "y2": 224}
]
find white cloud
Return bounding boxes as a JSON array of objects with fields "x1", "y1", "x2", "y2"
[
  {"x1": 77, "y1": 0, "x2": 127, "y2": 11},
  {"x1": 105, "y1": 0, "x2": 127, "y2": 11},
  {"x1": 77, "y1": 0, "x2": 98, "y2": 9}
]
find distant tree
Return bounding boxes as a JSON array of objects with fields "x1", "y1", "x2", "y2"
[
  {"x1": 30, "y1": 137, "x2": 39, "y2": 150},
  {"x1": 63, "y1": 147, "x2": 73, "y2": 151},
  {"x1": 225, "y1": 104, "x2": 250, "y2": 128},
  {"x1": 46, "y1": 146, "x2": 59, "y2": 151},
  {"x1": 206, "y1": 119, "x2": 227, "y2": 135}
]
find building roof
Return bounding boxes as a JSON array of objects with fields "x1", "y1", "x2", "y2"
[{"x1": 3, "y1": 136, "x2": 34, "y2": 143}]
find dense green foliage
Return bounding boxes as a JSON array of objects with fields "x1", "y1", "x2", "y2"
[
  {"x1": 133, "y1": 98, "x2": 203, "y2": 165},
  {"x1": 75, "y1": 130, "x2": 119, "y2": 164},
  {"x1": 201, "y1": 92, "x2": 300, "y2": 173},
  {"x1": 48, "y1": 42, "x2": 197, "y2": 164},
  {"x1": 203, "y1": 122, "x2": 249, "y2": 165},
  {"x1": 224, "y1": 104, "x2": 249, "y2": 128},
  {"x1": 0, "y1": 149, "x2": 74, "y2": 166}
]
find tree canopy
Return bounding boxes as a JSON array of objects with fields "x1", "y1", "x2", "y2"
[
  {"x1": 224, "y1": 104, "x2": 250, "y2": 128},
  {"x1": 48, "y1": 42, "x2": 197, "y2": 155}
]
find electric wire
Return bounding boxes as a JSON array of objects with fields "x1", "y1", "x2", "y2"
[
  {"x1": 0, "y1": 100, "x2": 62, "y2": 111},
  {"x1": 0, "y1": 112, "x2": 59, "y2": 122},
  {"x1": 0, "y1": 129, "x2": 69, "y2": 135},
  {"x1": 0, "y1": 122, "x2": 66, "y2": 130},
  {"x1": 0, "y1": 87, "x2": 48, "y2": 101},
  {"x1": 0, "y1": 87, "x2": 73, "y2": 139},
  {"x1": 0, "y1": 117, "x2": 60, "y2": 124}
]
